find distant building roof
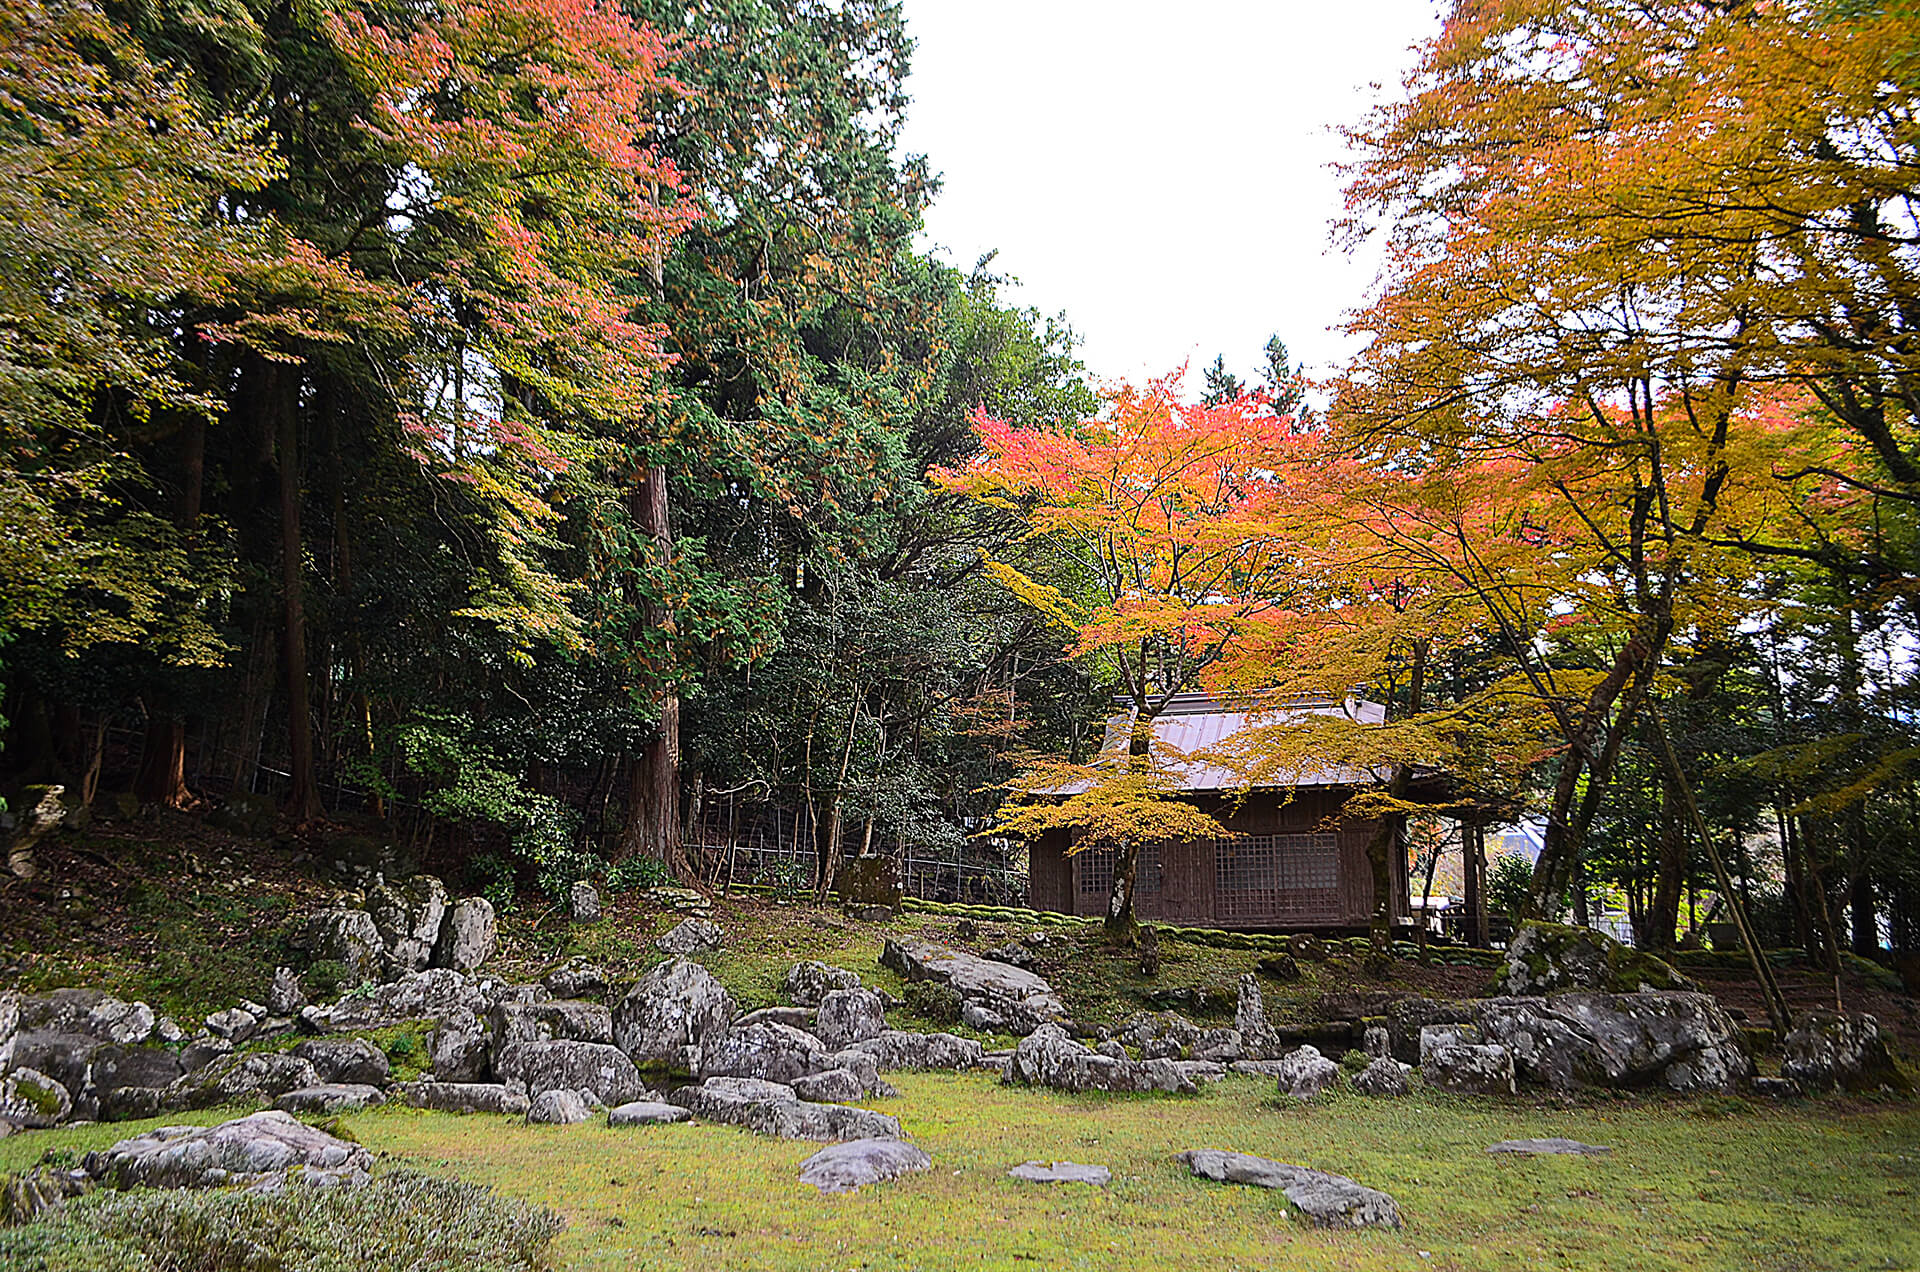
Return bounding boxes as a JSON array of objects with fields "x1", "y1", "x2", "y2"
[{"x1": 1097, "y1": 692, "x2": 1391, "y2": 792}]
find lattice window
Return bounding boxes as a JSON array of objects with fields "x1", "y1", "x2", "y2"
[
  {"x1": 1076, "y1": 843, "x2": 1163, "y2": 896},
  {"x1": 1214, "y1": 833, "x2": 1339, "y2": 921}
]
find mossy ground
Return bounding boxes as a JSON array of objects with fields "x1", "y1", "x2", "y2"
[{"x1": 4, "y1": 1078, "x2": 1916, "y2": 1271}]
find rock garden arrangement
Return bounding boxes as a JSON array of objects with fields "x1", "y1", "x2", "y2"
[{"x1": 0, "y1": 896, "x2": 1911, "y2": 1256}]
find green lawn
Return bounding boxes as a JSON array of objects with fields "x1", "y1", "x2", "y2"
[{"x1": 8, "y1": 1077, "x2": 1916, "y2": 1272}]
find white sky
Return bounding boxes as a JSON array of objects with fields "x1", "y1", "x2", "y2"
[{"x1": 896, "y1": 1, "x2": 1445, "y2": 390}]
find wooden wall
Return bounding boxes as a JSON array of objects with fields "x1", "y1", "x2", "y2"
[{"x1": 1025, "y1": 786, "x2": 1404, "y2": 931}]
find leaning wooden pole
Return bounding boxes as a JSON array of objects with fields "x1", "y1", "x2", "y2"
[{"x1": 1648, "y1": 699, "x2": 1793, "y2": 1038}]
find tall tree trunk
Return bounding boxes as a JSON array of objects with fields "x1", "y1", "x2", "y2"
[
  {"x1": 1528, "y1": 625, "x2": 1663, "y2": 918},
  {"x1": 1104, "y1": 706, "x2": 1153, "y2": 948},
  {"x1": 1464, "y1": 821, "x2": 1487, "y2": 947},
  {"x1": 274, "y1": 368, "x2": 320, "y2": 823},
  {"x1": 818, "y1": 697, "x2": 861, "y2": 900},
  {"x1": 621, "y1": 463, "x2": 689, "y2": 879},
  {"x1": 133, "y1": 415, "x2": 206, "y2": 808},
  {"x1": 1364, "y1": 638, "x2": 1428, "y2": 944}
]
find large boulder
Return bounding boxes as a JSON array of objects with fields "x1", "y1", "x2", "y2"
[
  {"x1": 813, "y1": 988, "x2": 887, "y2": 1050},
  {"x1": 204, "y1": 1007, "x2": 260, "y2": 1043},
  {"x1": 542, "y1": 959, "x2": 609, "y2": 1001},
  {"x1": 1120, "y1": 1012, "x2": 1203, "y2": 1060},
  {"x1": 791, "y1": 1067, "x2": 866, "y2": 1104},
  {"x1": 1782, "y1": 1012, "x2": 1913, "y2": 1094},
  {"x1": 267, "y1": 967, "x2": 307, "y2": 1016},
  {"x1": 163, "y1": 1052, "x2": 322, "y2": 1111},
  {"x1": 798, "y1": 1138, "x2": 929, "y2": 1194},
  {"x1": 85, "y1": 1110, "x2": 371, "y2": 1190},
  {"x1": 507, "y1": 1039, "x2": 651, "y2": 1106},
  {"x1": 880, "y1": 937, "x2": 1066, "y2": 1035},
  {"x1": 1495, "y1": 922, "x2": 1692, "y2": 997},
  {"x1": 783, "y1": 961, "x2": 861, "y2": 1007},
  {"x1": 1003, "y1": 1024, "x2": 1197, "y2": 1095},
  {"x1": 292, "y1": 909, "x2": 386, "y2": 983},
  {"x1": 667, "y1": 1076, "x2": 901, "y2": 1142},
  {"x1": 1235, "y1": 975, "x2": 1282, "y2": 1060},
  {"x1": 822, "y1": 1049, "x2": 890, "y2": 1098},
  {"x1": 1384, "y1": 997, "x2": 1475, "y2": 1065},
  {"x1": 0, "y1": 1068, "x2": 72, "y2": 1128},
  {"x1": 655, "y1": 917, "x2": 726, "y2": 956},
  {"x1": 88, "y1": 1044, "x2": 187, "y2": 1121},
  {"x1": 1351, "y1": 1056, "x2": 1410, "y2": 1097},
  {"x1": 291, "y1": 1037, "x2": 390, "y2": 1087},
  {"x1": 1177, "y1": 1149, "x2": 1400, "y2": 1229},
  {"x1": 1421, "y1": 1041, "x2": 1517, "y2": 1095},
  {"x1": 850, "y1": 1030, "x2": 983, "y2": 1072},
  {"x1": 1273, "y1": 1045, "x2": 1342, "y2": 1100},
  {"x1": 17, "y1": 989, "x2": 155, "y2": 1046},
  {"x1": 8, "y1": 1031, "x2": 106, "y2": 1115},
  {"x1": 431, "y1": 897, "x2": 497, "y2": 973},
  {"x1": 274, "y1": 1084, "x2": 386, "y2": 1115},
  {"x1": 613, "y1": 957, "x2": 735, "y2": 1073},
  {"x1": 527, "y1": 1089, "x2": 595, "y2": 1124},
  {"x1": 1475, "y1": 991, "x2": 1751, "y2": 1092},
  {"x1": 429, "y1": 1009, "x2": 491, "y2": 1083},
  {"x1": 392, "y1": 1081, "x2": 530, "y2": 1116},
  {"x1": 366, "y1": 875, "x2": 450, "y2": 974},
  {"x1": 300, "y1": 967, "x2": 488, "y2": 1034},
  {"x1": 491, "y1": 999, "x2": 614, "y2": 1063},
  {"x1": 699, "y1": 1022, "x2": 828, "y2": 1085}
]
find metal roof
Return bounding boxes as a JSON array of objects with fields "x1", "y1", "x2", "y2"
[{"x1": 1097, "y1": 693, "x2": 1391, "y2": 792}]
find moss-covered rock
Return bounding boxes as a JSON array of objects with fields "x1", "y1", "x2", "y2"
[
  {"x1": 0, "y1": 1067, "x2": 73, "y2": 1128},
  {"x1": 1493, "y1": 922, "x2": 1692, "y2": 997},
  {"x1": 1781, "y1": 1012, "x2": 1915, "y2": 1094}
]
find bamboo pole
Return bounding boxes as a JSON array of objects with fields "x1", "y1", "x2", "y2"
[{"x1": 1648, "y1": 699, "x2": 1793, "y2": 1037}]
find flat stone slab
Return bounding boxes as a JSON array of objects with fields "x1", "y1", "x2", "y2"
[
  {"x1": 608, "y1": 1100, "x2": 692, "y2": 1126},
  {"x1": 1227, "y1": 1059, "x2": 1290, "y2": 1078},
  {"x1": 798, "y1": 1137, "x2": 931, "y2": 1193},
  {"x1": 1486, "y1": 1138, "x2": 1611, "y2": 1156},
  {"x1": 85, "y1": 1110, "x2": 371, "y2": 1190},
  {"x1": 273, "y1": 1084, "x2": 386, "y2": 1115},
  {"x1": 1177, "y1": 1149, "x2": 1400, "y2": 1229},
  {"x1": 1009, "y1": 1160, "x2": 1110, "y2": 1185},
  {"x1": 392, "y1": 1081, "x2": 530, "y2": 1116}
]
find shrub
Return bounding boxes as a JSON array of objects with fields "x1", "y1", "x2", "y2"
[
  {"x1": 0, "y1": 1173, "x2": 562, "y2": 1272},
  {"x1": 303, "y1": 959, "x2": 355, "y2": 1002},
  {"x1": 1339, "y1": 1049, "x2": 1372, "y2": 1073},
  {"x1": 901, "y1": 979, "x2": 964, "y2": 1025},
  {"x1": 602, "y1": 855, "x2": 675, "y2": 895}
]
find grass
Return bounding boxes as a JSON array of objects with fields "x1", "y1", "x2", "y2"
[{"x1": 6, "y1": 1078, "x2": 1916, "y2": 1271}]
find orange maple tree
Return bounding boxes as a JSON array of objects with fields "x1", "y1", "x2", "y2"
[{"x1": 938, "y1": 372, "x2": 1315, "y2": 942}]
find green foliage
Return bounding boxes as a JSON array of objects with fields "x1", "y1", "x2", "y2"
[
  {"x1": 0, "y1": 1173, "x2": 561, "y2": 1272},
  {"x1": 901, "y1": 979, "x2": 964, "y2": 1025},
  {"x1": 603, "y1": 856, "x2": 675, "y2": 895},
  {"x1": 1486, "y1": 853, "x2": 1540, "y2": 923},
  {"x1": 301, "y1": 960, "x2": 352, "y2": 1002},
  {"x1": 395, "y1": 714, "x2": 588, "y2": 900}
]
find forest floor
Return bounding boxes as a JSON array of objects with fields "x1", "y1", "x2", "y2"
[{"x1": 3, "y1": 1075, "x2": 1917, "y2": 1271}]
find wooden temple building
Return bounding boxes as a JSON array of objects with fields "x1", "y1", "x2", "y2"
[{"x1": 1026, "y1": 693, "x2": 1421, "y2": 932}]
